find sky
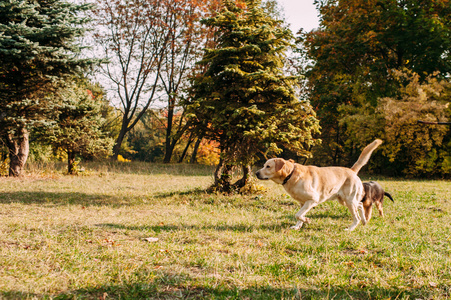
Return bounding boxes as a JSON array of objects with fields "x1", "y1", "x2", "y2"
[{"x1": 276, "y1": 0, "x2": 320, "y2": 33}]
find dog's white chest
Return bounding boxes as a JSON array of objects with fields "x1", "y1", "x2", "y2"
[{"x1": 283, "y1": 181, "x2": 318, "y2": 204}]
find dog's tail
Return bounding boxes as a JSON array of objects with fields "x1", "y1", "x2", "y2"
[
  {"x1": 384, "y1": 192, "x2": 394, "y2": 202},
  {"x1": 350, "y1": 139, "x2": 383, "y2": 174}
]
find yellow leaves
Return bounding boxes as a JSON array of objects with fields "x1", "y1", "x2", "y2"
[
  {"x1": 377, "y1": 70, "x2": 450, "y2": 176},
  {"x1": 117, "y1": 154, "x2": 131, "y2": 162}
]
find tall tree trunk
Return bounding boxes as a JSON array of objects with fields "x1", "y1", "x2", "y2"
[
  {"x1": 112, "y1": 123, "x2": 128, "y2": 160},
  {"x1": 178, "y1": 133, "x2": 194, "y2": 163},
  {"x1": 209, "y1": 157, "x2": 233, "y2": 193},
  {"x1": 232, "y1": 165, "x2": 252, "y2": 190},
  {"x1": 210, "y1": 162, "x2": 253, "y2": 193},
  {"x1": 163, "y1": 143, "x2": 174, "y2": 163},
  {"x1": 163, "y1": 97, "x2": 175, "y2": 163},
  {"x1": 67, "y1": 151, "x2": 76, "y2": 175},
  {"x1": 163, "y1": 141, "x2": 176, "y2": 163},
  {"x1": 213, "y1": 157, "x2": 224, "y2": 186},
  {"x1": 190, "y1": 137, "x2": 202, "y2": 164},
  {"x1": 4, "y1": 127, "x2": 29, "y2": 177}
]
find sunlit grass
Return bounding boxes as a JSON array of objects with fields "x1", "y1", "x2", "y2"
[{"x1": 0, "y1": 162, "x2": 450, "y2": 299}]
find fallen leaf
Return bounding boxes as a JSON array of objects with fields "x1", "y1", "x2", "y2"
[
  {"x1": 104, "y1": 239, "x2": 116, "y2": 246},
  {"x1": 143, "y1": 237, "x2": 159, "y2": 242},
  {"x1": 99, "y1": 292, "x2": 108, "y2": 300},
  {"x1": 343, "y1": 261, "x2": 355, "y2": 268}
]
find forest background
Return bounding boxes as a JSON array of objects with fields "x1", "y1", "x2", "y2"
[{"x1": 1, "y1": 0, "x2": 450, "y2": 180}]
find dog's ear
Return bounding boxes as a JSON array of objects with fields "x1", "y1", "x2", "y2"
[
  {"x1": 288, "y1": 159, "x2": 294, "y2": 163},
  {"x1": 274, "y1": 158, "x2": 285, "y2": 172}
]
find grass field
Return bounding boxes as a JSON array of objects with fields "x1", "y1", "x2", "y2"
[{"x1": 0, "y1": 162, "x2": 450, "y2": 299}]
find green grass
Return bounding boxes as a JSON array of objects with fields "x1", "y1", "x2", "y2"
[{"x1": 0, "y1": 162, "x2": 450, "y2": 299}]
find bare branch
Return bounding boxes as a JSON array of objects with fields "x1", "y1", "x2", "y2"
[{"x1": 417, "y1": 120, "x2": 451, "y2": 125}]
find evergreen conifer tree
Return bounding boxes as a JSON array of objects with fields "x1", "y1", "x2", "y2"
[
  {"x1": 47, "y1": 81, "x2": 113, "y2": 174},
  {"x1": 186, "y1": 0, "x2": 320, "y2": 192},
  {"x1": 0, "y1": 0, "x2": 94, "y2": 176}
]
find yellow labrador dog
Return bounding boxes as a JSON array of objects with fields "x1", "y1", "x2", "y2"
[{"x1": 256, "y1": 140, "x2": 382, "y2": 231}]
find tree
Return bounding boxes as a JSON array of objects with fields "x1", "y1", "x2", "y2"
[
  {"x1": 186, "y1": 0, "x2": 320, "y2": 192},
  {"x1": 0, "y1": 0, "x2": 94, "y2": 176},
  {"x1": 46, "y1": 81, "x2": 114, "y2": 174},
  {"x1": 124, "y1": 108, "x2": 200, "y2": 163},
  {"x1": 92, "y1": 0, "x2": 169, "y2": 160},
  {"x1": 158, "y1": 0, "x2": 221, "y2": 163},
  {"x1": 347, "y1": 70, "x2": 450, "y2": 177},
  {"x1": 299, "y1": 0, "x2": 451, "y2": 167}
]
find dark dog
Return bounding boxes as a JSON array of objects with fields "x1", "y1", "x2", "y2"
[{"x1": 361, "y1": 181, "x2": 394, "y2": 222}]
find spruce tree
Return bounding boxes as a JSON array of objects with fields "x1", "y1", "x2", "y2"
[
  {"x1": 0, "y1": 0, "x2": 94, "y2": 176},
  {"x1": 186, "y1": 0, "x2": 320, "y2": 192},
  {"x1": 47, "y1": 81, "x2": 113, "y2": 175}
]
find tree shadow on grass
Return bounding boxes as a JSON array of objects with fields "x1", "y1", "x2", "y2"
[
  {"x1": 1, "y1": 272, "x2": 446, "y2": 300},
  {"x1": 153, "y1": 187, "x2": 207, "y2": 199},
  {"x1": 94, "y1": 161, "x2": 215, "y2": 177},
  {"x1": 154, "y1": 189, "x2": 350, "y2": 220},
  {"x1": 0, "y1": 191, "x2": 130, "y2": 206},
  {"x1": 96, "y1": 213, "x2": 352, "y2": 234},
  {"x1": 310, "y1": 210, "x2": 349, "y2": 220},
  {"x1": 0, "y1": 187, "x2": 212, "y2": 207},
  {"x1": 96, "y1": 220, "x2": 296, "y2": 234}
]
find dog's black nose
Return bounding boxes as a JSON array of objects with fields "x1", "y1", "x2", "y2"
[{"x1": 255, "y1": 171, "x2": 263, "y2": 180}]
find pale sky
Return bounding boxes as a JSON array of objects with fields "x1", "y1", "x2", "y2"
[{"x1": 277, "y1": 0, "x2": 320, "y2": 33}]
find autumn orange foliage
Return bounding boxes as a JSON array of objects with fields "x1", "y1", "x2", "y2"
[{"x1": 196, "y1": 140, "x2": 220, "y2": 166}]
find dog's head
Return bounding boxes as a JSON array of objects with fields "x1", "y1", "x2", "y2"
[{"x1": 256, "y1": 158, "x2": 294, "y2": 184}]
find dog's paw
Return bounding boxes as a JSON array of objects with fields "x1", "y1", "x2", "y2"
[
  {"x1": 360, "y1": 215, "x2": 367, "y2": 225},
  {"x1": 345, "y1": 225, "x2": 357, "y2": 231},
  {"x1": 304, "y1": 217, "x2": 311, "y2": 224},
  {"x1": 290, "y1": 222, "x2": 304, "y2": 230}
]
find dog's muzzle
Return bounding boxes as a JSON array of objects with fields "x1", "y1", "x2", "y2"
[{"x1": 255, "y1": 171, "x2": 268, "y2": 180}]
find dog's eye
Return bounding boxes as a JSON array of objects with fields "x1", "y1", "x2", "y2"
[{"x1": 266, "y1": 166, "x2": 270, "y2": 168}]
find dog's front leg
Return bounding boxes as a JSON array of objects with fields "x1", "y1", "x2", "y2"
[{"x1": 290, "y1": 200, "x2": 317, "y2": 230}]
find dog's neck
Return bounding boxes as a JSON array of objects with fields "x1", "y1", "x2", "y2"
[{"x1": 282, "y1": 165, "x2": 296, "y2": 185}]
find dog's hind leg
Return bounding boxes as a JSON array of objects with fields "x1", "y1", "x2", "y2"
[
  {"x1": 358, "y1": 202, "x2": 367, "y2": 225},
  {"x1": 375, "y1": 200, "x2": 384, "y2": 217},
  {"x1": 290, "y1": 200, "x2": 317, "y2": 230}
]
